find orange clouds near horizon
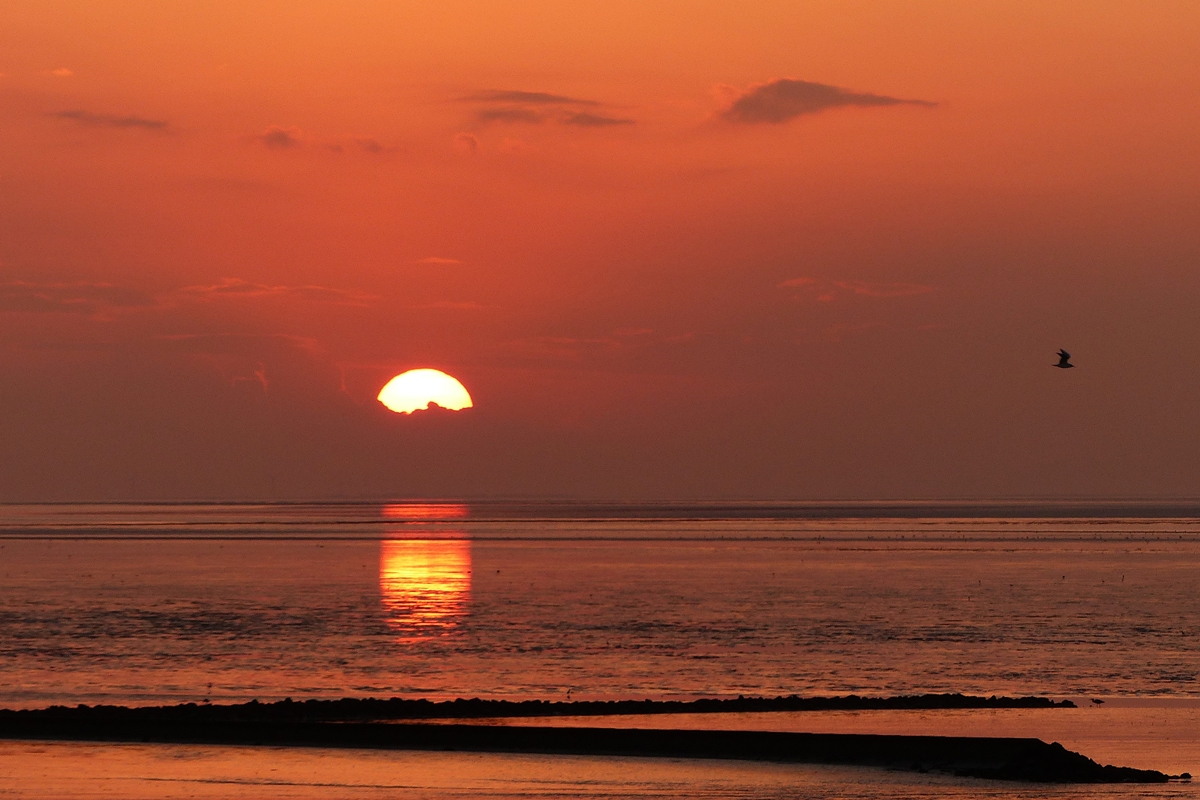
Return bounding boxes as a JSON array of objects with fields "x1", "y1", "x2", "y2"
[{"x1": 1, "y1": 1, "x2": 1199, "y2": 501}]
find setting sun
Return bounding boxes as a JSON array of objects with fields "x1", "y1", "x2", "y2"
[{"x1": 377, "y1": 369, "x2": 473, "y2": 415}]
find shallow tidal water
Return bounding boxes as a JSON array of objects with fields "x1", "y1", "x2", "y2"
[
  {"x1": 0, "y1": 503, "x2": 1198, "y2": 797},
  {"x1": 2, "y1": 741, "x2": 1198, "y2": 800}
]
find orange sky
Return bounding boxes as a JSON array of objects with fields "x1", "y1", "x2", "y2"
[{"x1": 2, "y1": 1, "x2": 1199, "y2": 500}]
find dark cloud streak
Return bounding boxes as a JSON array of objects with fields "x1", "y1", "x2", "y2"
[
  {"x1": 779, "y1": 277, "x2": 937, "y2": 302},
  {"x1": 462, "y1": 90, "x2": 599, "y2": 106},
  {"x1": 0, "y1": 281, "x2": 155, "y2": 314},
  {"x1": 256, "y1": 126, "x2": 302, "y2": 148},
  {"x1": 155, "y1": 332, "x2": 323, "y2": 357},
  {"x1": 476, "y1": 107, "x2": 545, "y2": 124},
  {"x1": 465, "y1": 88, "x2": 635, "y2": 127},
  {"x1": 721, "y1": 79, "x2": 935, "y2": 124},
  {"x1": 52, "y1": 109, "x2": 169, "y2": 131},
  {"x1": 836, "y1": 280, "x2": 936, "y2": 297},
  {"x1": 177, "y1": 277, "x2": 375, "y2": 305},
  {"x1": 562, "y1": 112, "x2": 634, "y2": 127},
  {"x1": 0, "y1": 277, "x2": 376, "y2": 317}
]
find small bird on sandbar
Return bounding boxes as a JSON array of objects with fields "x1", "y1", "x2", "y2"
[{"x1": 1054, "y1": 349, "x2": 1074, "y2": 369}]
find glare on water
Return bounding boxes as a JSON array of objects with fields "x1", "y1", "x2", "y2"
[{"x1": 379, "y1": 538, "x2": 471, "y2": 639}]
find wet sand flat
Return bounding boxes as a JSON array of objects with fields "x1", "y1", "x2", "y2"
[
  {"x1": 486, "y1": 703, "x2": 1200, "y2": 778},
  {"x1": 0, "y1": 740, "x2": 1196, "y2": 800}
]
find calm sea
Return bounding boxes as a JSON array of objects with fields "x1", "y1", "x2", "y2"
[{"x1": 1, "y1": 502, "x2": 1198, "y2": 798}]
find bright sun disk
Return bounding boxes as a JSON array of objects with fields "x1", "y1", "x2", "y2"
[{"x1": 377, "y1": 369, "x2": 473, "y2": 414}]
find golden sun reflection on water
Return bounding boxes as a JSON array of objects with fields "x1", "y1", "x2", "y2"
[
  {"x1": 381, "y1": 502, "x2": 469, "y2": 522},
  {"x1": 379, "y1": 538, "x2": 471, "y2": 639}
]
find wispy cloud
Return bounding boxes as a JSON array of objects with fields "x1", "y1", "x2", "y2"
[
  {"x1": 416, "y1": 301, "x2": 484, "y2": 310},
  {"x1": 52, "y1": 109, "x2": 168, "y2": 131},
  {"x1": 562, "y1": 112, "x2": 634, "y2": 127},
  {"x1": 721, "y1": 78, "x2": 935, "y2": 124},
  {"x1": 326, "y1": 136, "x2": 390, "y2": 154},
  {"x1": 834, "y1": 280, "x2": 936, "y2": 298},
  {"x1": 497, "y1": 335, "x2": 622, "y2": 362},
  {"x1": 0, "y1": 276, "x2": 380, "y2": 318},
  {"x1": 256, "y1": 125, "x2": 303, "y2": 148},
  {"x1": 49, "y1": 68, "x2": 73, "y2": 78},
  {"x1": 462, "y1": 90, "x2": 599, "y2": 106},
  {"x1": 476, "y1": 107, "x2": 545, "y2": 124},
  {"x1": 178, "y1": 277, "x2": 375, "y2": 305},
  {"x1": 466, "y1": 88, "x2": 635, "y2": 128},
  {"x1": 780, "y1": 277, "x2": 936, "y2": 302},
  {"x1": 254, "y1": 126, "x2": 392, "y2": 154},
  {"x1": 156, "y1": 332, "x2": 323, "y2": 356},
  {"x1": 155, "y1": 333, "x2": 327, "y2": 392},
  {"x1": 0, "y1": 280, "x2": 154, "y2": 315}
]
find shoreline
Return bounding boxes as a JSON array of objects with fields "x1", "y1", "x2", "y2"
[
  {"x1": 0, "y1": 717, "x2": 1175, "y2": 784},
  {"x1": 0, "y1": 693, "x2": 1075, "y2": 722},
  {"x1": 0, "y1": 697, "x2": 1185, "y2": 784}
]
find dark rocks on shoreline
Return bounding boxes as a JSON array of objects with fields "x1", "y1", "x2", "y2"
[
  {"x1": 0, "y1": 693, "x2": 1074, "y2": 725},
  {"x1": 0, "y1": 715, "x2": 1172, "y2": 784},
  {"x1": 0, "y1": 694, "x2": 1178, "y2": 784}
]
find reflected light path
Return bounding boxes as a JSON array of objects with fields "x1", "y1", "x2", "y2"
[
  {"x1": 381, "y1": 503, "x2": 469, "y2": 522},
  {"x1": 379, "y1": 538, "x2": 472, "y2": 640}
]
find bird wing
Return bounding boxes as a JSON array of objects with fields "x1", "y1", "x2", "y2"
[{"x1": 1058, "y1": 349, "x2": 1071, "y2": 361}]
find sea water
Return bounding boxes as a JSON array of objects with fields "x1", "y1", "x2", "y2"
[{"x1": 0, "y1": 502, "x2": 1197, "y2": 797}]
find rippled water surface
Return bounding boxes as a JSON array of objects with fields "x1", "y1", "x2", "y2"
[
  {"x1": 2, "y1": 503, "x2": 1197, "y2": 705},
  {"x1": 1, "y1": 503, "x2": 1198, "y2": 798}
]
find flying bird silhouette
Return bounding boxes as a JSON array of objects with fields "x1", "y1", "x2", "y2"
[{"x1": 1054, "y1": 349, "x2": 1074, "y2": 369}]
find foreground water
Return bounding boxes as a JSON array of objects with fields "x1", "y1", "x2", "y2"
[
  {"x1": 6, "y1": 742, "x2": 1197, "y2": 800},
  {"x1": 1, "y1": 502, "x2": 1197, "y2": 797}
]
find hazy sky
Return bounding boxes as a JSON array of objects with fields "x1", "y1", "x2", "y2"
[{"x1": 2, "y1": 1, "x2": 1199, "y2": 501}]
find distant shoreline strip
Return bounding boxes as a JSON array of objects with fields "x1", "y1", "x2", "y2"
[
  {"x1": 5, "y1": 499, "x2": 1200, "y2": 526},
  {"x1": 2, "y1": 693, "x2": 1076, "y2": 721}
]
